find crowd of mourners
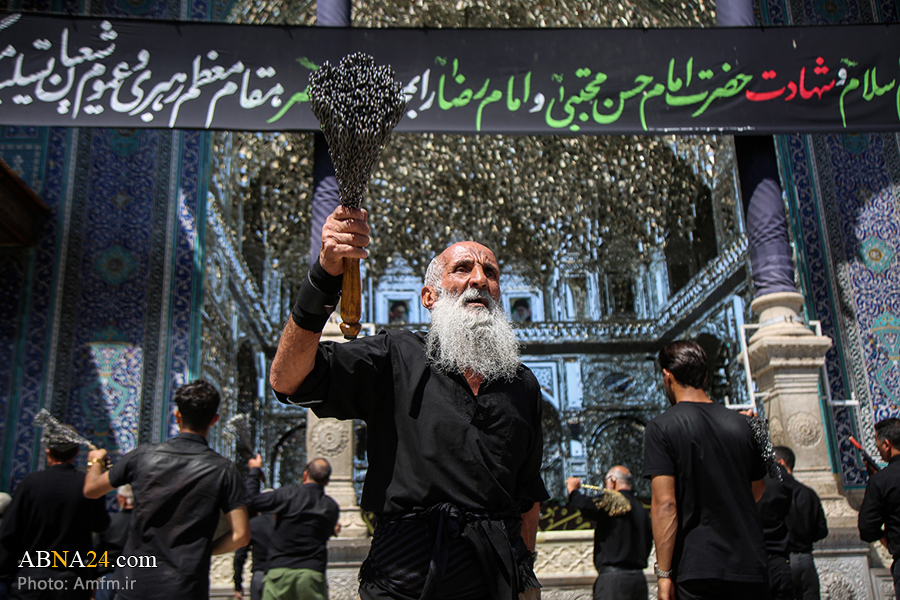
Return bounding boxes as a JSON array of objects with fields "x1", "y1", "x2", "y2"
[{"x1": 2, "y1": 213, "x2": 899, "y2": 600}]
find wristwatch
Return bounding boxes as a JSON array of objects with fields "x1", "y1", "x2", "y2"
[{"x1": 654, "y1": 562, "x2": 672, "y2": 579}]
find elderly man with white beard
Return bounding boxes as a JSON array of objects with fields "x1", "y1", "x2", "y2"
[{"x1": 270, "y1": 206, "x2": 548, "y2": 600}]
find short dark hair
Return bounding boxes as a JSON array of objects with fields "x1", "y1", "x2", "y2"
[
  {"x1": 306, "y1": 458, "x2": 332, "y2": 485},
  {"x1": 174, "y1": 380, "x2": 221, "y2": 430},
  {"x1": 875, "y1": 418, "x2": 900, "y2": 448},
  {"x1": 773, "y1": 445, "x2": 795, "y2": 471},
  {"x1": 657, "y1": 340, "x2": 708, "y2": 389},
  {"x1": 48, "y1": 446, "x2": 79, "y2": 462}
]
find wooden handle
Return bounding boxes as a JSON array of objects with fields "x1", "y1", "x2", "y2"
[{"x1": 340, "y1": 257, "x2": 362, "y2": 339}]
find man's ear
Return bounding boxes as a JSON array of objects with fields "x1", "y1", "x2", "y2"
[
  {"x1": 209, "y1": 414, "x2": 220, "y2": 428},
  {"x1": 421, "y1": 286, "x2": 438, "y2": 310}
]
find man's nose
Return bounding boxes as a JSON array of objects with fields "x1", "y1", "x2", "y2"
[{"x1": 468, "y1": 264, "x2": 488, "y2": 288}]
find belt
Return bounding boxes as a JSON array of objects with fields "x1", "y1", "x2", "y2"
[
  {"x1": 598, "y1": 565, "x2": 644, "y2": 574},
  {"x1": 362, "y1": 503, "x2": 529, "y2": 600}
]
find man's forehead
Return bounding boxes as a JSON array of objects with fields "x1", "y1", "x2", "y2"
[{"x1": 440, "y1": 242, "x2": 499, "y2": 269}]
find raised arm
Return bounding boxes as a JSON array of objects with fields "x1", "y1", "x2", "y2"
[
  {"x1": 84, "y1": 449, "x2": 115, "y2": 499},
  {"x1": 270, "y1": 206, "x2": 369, "y2": 396},
  {"x1": 212, "y1": 506, "x2": 251, "y2": 555},
  {"x1": 858, "y1": 478, "x2": 886, "y2": 542}
]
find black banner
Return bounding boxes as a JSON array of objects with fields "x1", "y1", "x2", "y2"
[{"x1": 1, "y1": 13, "x2": 899, "y2": 135}]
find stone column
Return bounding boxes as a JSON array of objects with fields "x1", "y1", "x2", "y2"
[
  {"x1": 746, "y1": 291, "x2": 854, "y2": 524},
  {"x1": 747, "y1": 292, "x2": 876, "y2": 599}
]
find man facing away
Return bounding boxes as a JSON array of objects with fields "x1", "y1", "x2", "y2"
[
  {"x1": 0, "y1": 432, "x2": 109, "y2": 600},
  {"x1": 233, "y1": 510, "x2": 275, "y2": 600},
  {"x1": 566, "y1": 466, "x2": 652, "y2": 600},
  {"x1": 756, "y1": 460, "x2": 794, "y2": 600},
  {"x1": 858, "y1": 417, "x2": 900, "y2": 597},
  {"x1": 643, "y1": 340, "x2": 769, "y2": 600},
  {"x1": 245, "y1": 456, "x2": 339, "y2": 600},
  {"x1": 773, "y1": 446, "x2": 827, "y2": 600},
  {"x1": 269, "y1": 206, "x2": 548, "y2": 600},
  {"x1": 94, "y1": 485, "x2": 136, "y2": 600},
  {"x1": 84, "y1": 380, "x2": 250, "y2": 600}
]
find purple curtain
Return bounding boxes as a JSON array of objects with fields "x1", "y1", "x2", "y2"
[
  {"x1": 309, "y1": 0, "x2": 351, "y2": 265},
  {"x1": 719, "y1": 0, "x2": 797, "y2": 297}
]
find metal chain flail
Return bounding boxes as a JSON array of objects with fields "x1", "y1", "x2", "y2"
[
  {"x1": 223, "y1": 413, "x2": 253, "y2": 452},
  {"x1": 747, "y1": 413, "x2": 781, "y2": 482},
  {"x1": 307, "y1": 52, "x2": 407, "y2": 208},
  {"x1": 34, "y1": 408, "x2": 95, "y2": 449}
]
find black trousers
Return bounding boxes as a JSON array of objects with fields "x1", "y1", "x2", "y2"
[
  {"x1": 250, "y1": 570, "x2": 266, "y2": 600},
  {"x1": 767, "y1": 555, "x2": 794, "y2": 600},
  {"x1": 892, "y1": 558, "x2": 900, "y2": 600},
  {"x1": 789, "y1": 552, "x2": 819, "y2": 600},
  {"x1": 359, "y1": 582, "x2": 488, "y2": 600},
  {"x1": 674, "y1": 579, "x2": 771, "y2": 600},
  {"x1": 593, "y1": 568, "x2": 647, "y2": 600}
]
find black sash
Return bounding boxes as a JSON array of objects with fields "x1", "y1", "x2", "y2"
[{"x1": 360, "y1": 503, "x2": 537, "y2": 600}]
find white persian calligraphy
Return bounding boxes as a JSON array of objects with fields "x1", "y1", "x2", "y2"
[{"x1": 0, "y1": 17, "x2": 287, "y2": 127}]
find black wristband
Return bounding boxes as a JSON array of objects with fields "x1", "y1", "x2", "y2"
[
  {"x1": 308, "y1": 259, "x2": 342, "y2": 295},
  {"x1": 291, "y1": 260, "x2": 342, "y2": 332}
]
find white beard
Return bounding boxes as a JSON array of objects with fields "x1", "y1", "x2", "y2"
[{"x1": 426, "y1": 287, "x2": 522, "y2": 384}]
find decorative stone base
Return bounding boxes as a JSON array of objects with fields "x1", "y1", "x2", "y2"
[
  {"x1": 814, "y1": 543, "x2": 875, "y2": 600},
  {"x1": 326, "y1": 536, "x2": 372, "y2": 599},
  {"x1": 327, "y1": 569, "x2": 363, "y2": 599},
  {"x1": 870, "y1": 568, "x2": 896, "y2": 600},
  {"x1": 535, "y1": 530, "x2": 596, "y2": 581},
  {"x1": 207, "y1": 528, "x2": 890, "y2": 600}
]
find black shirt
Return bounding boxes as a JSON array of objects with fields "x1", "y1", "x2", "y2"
[
  {"x1": 275, "y1": 329, "x2": 549, "y2": 515},
  {"x1": 107, "y1": 432, "x2": 249, "y2": 600},
  {"x1": 784, "y1": 470, "x2": 828, "y2": 553},
  {"x1": 859, "y1": 454, "x2": 900, "y2": 557},
  {"x1": 568, "y1": 489, "x2": 652, "y2": 571},
  {"x1": 95, "y1": 509, "x2": 132, "y2": 575},
  {"x1": 756, "y1": 464, "x2": 793, "y2": 557},
  {"x1": 234, "y1": 513, "x2": 275, "y2": 591},
  {"x1": 0, "y1": 463, "x2": 109, "y2": 576},
  {"x1": 246, "y1": 468, "x2": 339, "y2": 573},
  {"x1": 643, "y1": 401, "x2": 768, "y2": 583}
]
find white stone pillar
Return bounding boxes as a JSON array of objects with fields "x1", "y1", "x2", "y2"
[
  {"x1": 746, "y1": 293, "x2": 876, "y2": 599},
  {"x1": 746, "y1": 292, "x2": 856, "y2": 527}
]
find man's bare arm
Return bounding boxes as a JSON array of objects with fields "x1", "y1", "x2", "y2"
[
  {"x1": 269, "y1": 320, "x2": 324, "y2": 395},
  {"x1": 212, "y1": 506, "x2": 251, "y2": 555},
  {"x1": 519, "y1": 502, "x2": 541, "y2": 599},
  {"x1": 269, "y1": 206, "x2": 369, "y2": 396},
  {"x1": 84, "y1": 449, "x2": 115, "y2": 499},
  {"x1": 520, "y1": 502, "x2": 540, "y2": 552},
  {"x1": 651, "y1": 475, "x2": 678, "y2": 600},
  {"x1": 751, "y1": 478, "x2": 766, "y2": 502}
]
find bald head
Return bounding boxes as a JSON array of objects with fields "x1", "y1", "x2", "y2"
[
  {"x1": 605, "y1": 466, "x2": 633, "y2": 491},
  {"x1": 422, "y1": 242, "x2": 501, "y2": 309},
  {"x1": 304, "y1": 458, "x2": 332, "y2": 486}
]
